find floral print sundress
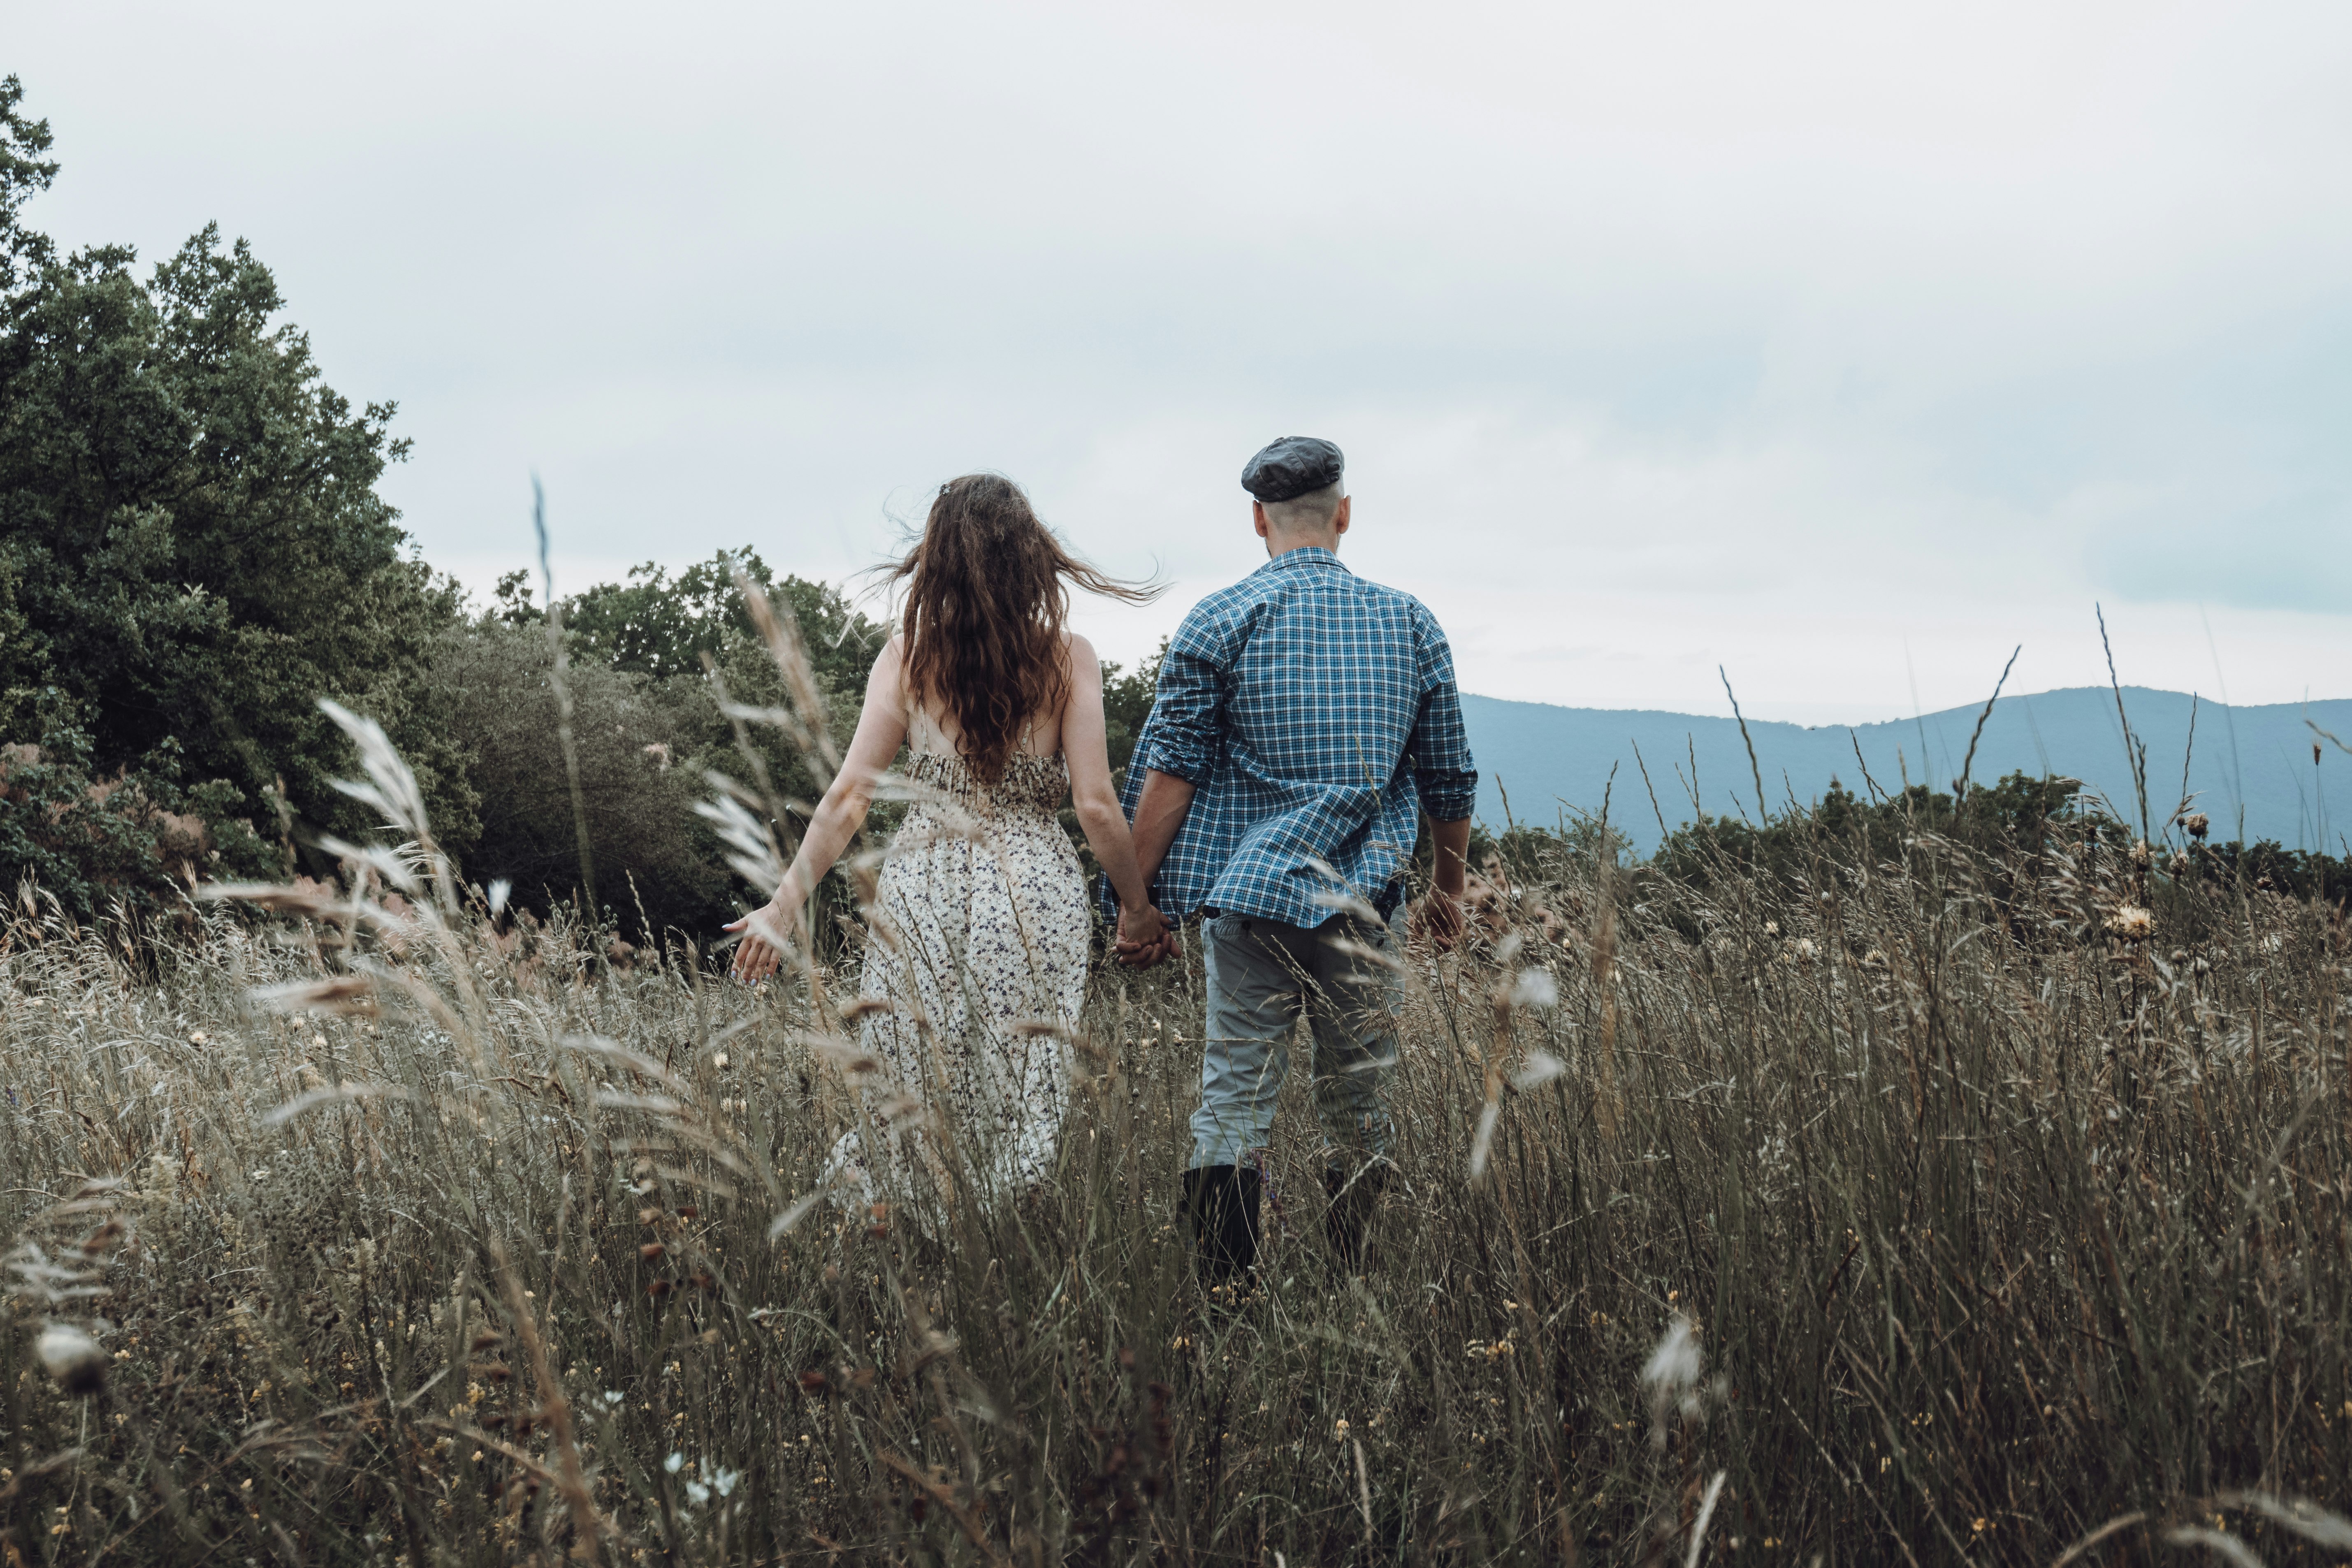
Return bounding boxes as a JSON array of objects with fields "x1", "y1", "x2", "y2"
[{"x1": 831, "y1": 736, "x2": 1089, "y2": 1211}]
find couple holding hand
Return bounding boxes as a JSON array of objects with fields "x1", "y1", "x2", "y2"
[{"x1": 730, "y1": 436, "x2": 1477, "y2": 1282}]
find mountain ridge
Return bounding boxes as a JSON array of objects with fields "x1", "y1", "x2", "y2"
[{"x1": 1458, "y1": 685, "x2": 2352, "y2": 854}]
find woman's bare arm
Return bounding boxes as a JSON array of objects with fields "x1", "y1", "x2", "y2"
[
  {"x1": 1062, "y1": 636, "x2": 1166, "y2": 945},
  {"x1": 728, "y1": 636, "x2": 911, "y2": 982}
]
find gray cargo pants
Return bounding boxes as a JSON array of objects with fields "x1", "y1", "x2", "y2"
[{"x1": 1188, "y1": 911, "x2": 1401, "y2": 1171}]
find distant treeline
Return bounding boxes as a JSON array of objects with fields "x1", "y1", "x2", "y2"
[{"x1": 3, "y1": 75, "x2": 2343, "y2": 937}]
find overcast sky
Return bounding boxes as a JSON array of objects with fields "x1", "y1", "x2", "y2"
[{"x1": 13, "y1": 2, "x2": 2350, "y2": 722}]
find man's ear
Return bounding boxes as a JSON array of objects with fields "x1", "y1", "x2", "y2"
[
  {"x1": 1331, "y1": 495, "x2": 1352, "y2": 536},
  {"x1": 1252, "y1": 501, "x2": 1270, "y2": 541}
]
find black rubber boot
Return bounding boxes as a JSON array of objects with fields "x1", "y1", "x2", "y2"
[
  {"x1": 1182, "y1": 1164, "x2": 1262, "y2": 1291},
  {"x1": 1323, "y1": 1163, "x2": 1390, "y2": 1274}
]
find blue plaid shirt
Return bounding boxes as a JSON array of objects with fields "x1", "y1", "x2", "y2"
[{"x1": 1110, "y1": 547, "x2": 1478, "y2": 929}]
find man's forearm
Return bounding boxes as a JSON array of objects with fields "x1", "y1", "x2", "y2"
[
  {"x1": 1428, "y1": 816, "x2": 1472, "y2": 897},
  {"x1": 1129, "y1": 769, "x2": 1198, "y2": 892}
]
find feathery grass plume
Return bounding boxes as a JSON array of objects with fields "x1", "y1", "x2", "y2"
[
  {"x1": 2215, "y1": 1493, "x2": 2352, "y2": 1549},
  {"x1": 2163, "y1": 1527, "x2": 2265, "y2": 1568},
  {"x1": 1639, "y1": 1313, "x2": 1704, "y2": 1447}
]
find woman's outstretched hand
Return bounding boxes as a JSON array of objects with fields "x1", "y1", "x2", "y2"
[
  {"x1": 725, "y1": 900, "x2": 799, "y2": 984},
  {"x1": 1114, "y1": 902, "x2": 1177, "y2": 968}
]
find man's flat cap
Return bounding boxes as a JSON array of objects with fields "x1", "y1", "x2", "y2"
[{"x1": 1240, "y1": 436, "x2": 1344, "y2": 503}]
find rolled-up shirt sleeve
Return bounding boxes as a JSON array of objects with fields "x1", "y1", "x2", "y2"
[
  {"x1": 1408, "y1": 606, "x2": 1479, "y2": 821},
  {"x1": 1128, "y1": 613, "x2": 1226, "y2": 784}
]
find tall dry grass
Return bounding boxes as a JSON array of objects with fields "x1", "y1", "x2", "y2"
[{"x1": 5, "y1": 698, "x2": 2351, "y2": 1565}]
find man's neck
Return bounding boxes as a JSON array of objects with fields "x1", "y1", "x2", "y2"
[{"x1": 1264, "y1": 533, "x2": 1341, "y2": 560}]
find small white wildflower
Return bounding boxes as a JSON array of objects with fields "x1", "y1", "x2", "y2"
[
  {"x1": 710, "y1": 1466, "x2": 740, "y2": 1498},
  {"x1": 664, "y1": 1451, "x2": 684, "y2": 1474}
]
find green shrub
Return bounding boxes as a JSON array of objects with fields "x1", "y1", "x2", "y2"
[
  {"x1": 0, "y1": 719, "x2": 276, "y2": 922},
  {"x1": 428, "y1": 619, "x2": 725, "y2": 937}
]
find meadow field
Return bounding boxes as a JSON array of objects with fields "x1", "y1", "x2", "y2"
[{"x1": 5, "y1": 703, "x2": 2352, "y2": 1568}]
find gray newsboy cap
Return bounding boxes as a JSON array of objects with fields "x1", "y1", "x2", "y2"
[{"x1": 1240, "y1": 436, "x2": 1344, "y2": 503}]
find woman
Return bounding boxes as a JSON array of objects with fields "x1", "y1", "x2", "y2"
[{"x1": 727, "y1": 474, "x2": 1169, "y2": 1204}]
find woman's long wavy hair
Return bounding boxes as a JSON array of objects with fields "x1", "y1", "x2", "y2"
[{"x1": 886, "y1": 474, "x2": 1160, "y2": 781}]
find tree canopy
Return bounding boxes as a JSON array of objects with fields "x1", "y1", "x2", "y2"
[{"x1": 0, "y1": 75, "x2": 469, "y2": 876}]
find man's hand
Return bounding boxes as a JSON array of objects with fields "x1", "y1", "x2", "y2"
[
  {"x1": 1114, "y1": 902, "x2": 1178, "y2": 968},
  {"x1": 1413, "y1": 815, "x2": 1473, "y2": 953},
  {"x1": 725, "y1": 900, "x2": 799, "y2": 984},
  {"x1": 1410, "y1": 888, "x2": 1466, "y2": 953}
]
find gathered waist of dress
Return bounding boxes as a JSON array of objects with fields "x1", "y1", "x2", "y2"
[{"x1": 900, "y1": 749, "x2": 1069, "y2": 819}]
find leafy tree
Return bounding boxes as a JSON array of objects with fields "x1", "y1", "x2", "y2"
[
  {"x1": 556, "y1": 550, "x2": 886, "y2": 692},
  {"x1": 0, "y1": 75, "x2": 55, "y2": 296},
  {"x1": 1100, "y1": 638, "x2": 1164, "y2": 788},
  {"x1": 0, "y1": 78, "x2": 471, "y2": 868}
]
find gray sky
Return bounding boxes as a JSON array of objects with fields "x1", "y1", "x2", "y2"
[{"x1": 15, "y1": 1, "x2": 2351, "y2": 722}]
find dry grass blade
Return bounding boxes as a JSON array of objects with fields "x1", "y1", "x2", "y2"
[
  {"x1": 488, "y1": 1236, "x2": 611, "y2": 1566},
  {"x1": 1685, "y1": 1470, "x2": 1729, "y2": 1568},
  {"x1": 561, "y1": 1034, "x2": 694, "y2": 1094},
  {"x1": 768, "y1": 1189, "x2": 829, "y2": 1239},
  {"x1": 251, "y1": 975, "x2": 379, "y2": 1015},
  {"x1": 2164, "y1": 1526, "x2": 2266, "y2": 1567},
  {"x1": 200, "y1": 881, "x2": 341, "y2": 917},
  {"x1": 594, "y1": 1090, "x2": 689, "y2": 1117},
  {"x1": 261, "y1": 1083, "x2": 417, "y2": 1127},
  {"x1": 311, "y1": 833, "x2": 423, "y2": 896}
]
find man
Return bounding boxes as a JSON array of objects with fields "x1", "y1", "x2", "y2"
[{"x1": 1111, "y1": 435, "x2": 1477, "y2": 1286}]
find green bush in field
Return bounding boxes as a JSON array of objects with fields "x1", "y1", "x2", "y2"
[
  {"x1": 424, "y1": 618, "x2": 726, "y2": 938},
  {"x1": 0, "y1": 718, "x2": 279, "y2": 923}
]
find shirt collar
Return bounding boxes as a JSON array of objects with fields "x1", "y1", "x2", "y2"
[{"x1": 1260, "y1": 545, "x2": 1350, "y2": 575}]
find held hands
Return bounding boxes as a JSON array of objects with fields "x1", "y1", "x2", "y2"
[
  {"x1": 724, "y1": 898, "x2": 801, "y2": 985},
  {"x1": 1113, "y1": 900, "x2": 1178, "y2": 968}
]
